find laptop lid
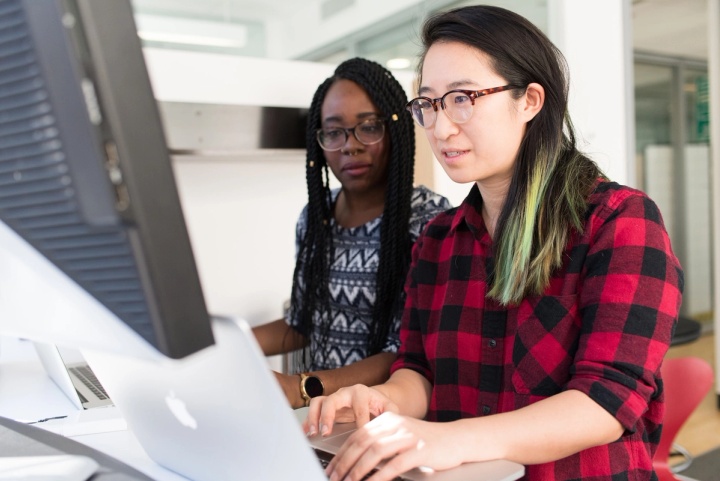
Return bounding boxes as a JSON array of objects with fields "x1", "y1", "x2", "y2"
[
  {"x1": 82, "y1": 316, "x2": 327, "y2": 481},
  {"x1": 83, "y1": 317, "x2": 524, "y2": 481}
]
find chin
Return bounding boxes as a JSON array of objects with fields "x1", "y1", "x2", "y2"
[{"x1": 441, "y1": 167, "x2": 476, "y2": 186}]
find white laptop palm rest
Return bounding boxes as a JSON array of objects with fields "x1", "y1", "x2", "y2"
[{"x1": 82, "y1": 317, "x2": 524, "y2": 481}]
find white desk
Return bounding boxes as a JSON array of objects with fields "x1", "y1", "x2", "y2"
[{"x1": 0, "y1": 335, "x2": 186, "y2": 481}]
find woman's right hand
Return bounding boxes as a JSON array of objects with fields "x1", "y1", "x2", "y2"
[{"x1": 302, "y1": 384, "x2": 399, "y2": 437}]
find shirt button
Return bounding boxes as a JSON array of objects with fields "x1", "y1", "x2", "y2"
[
  {"x1": 488, "y1": 339, "x2": 497, "y2": 348},
  {"x1": 482, "y1": 405, "x2": 491, "y2": 415}
]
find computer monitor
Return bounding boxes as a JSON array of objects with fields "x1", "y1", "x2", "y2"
[{"x1": 0, "y1": 0, "x2": 214, "y2": 360}]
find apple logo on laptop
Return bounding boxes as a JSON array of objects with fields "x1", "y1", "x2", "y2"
[{"x1": 165, "y1": 391, "x2": 198, "y2": 429}]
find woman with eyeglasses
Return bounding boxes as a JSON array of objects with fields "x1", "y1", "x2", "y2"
[
  {"x1": 253, "y1": 57, "x2": 450, "y2": 410},
  {"x1": 304, "y1": 6, "x2": 683, "y2": 481}
]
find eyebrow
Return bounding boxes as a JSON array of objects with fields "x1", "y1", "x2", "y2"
[
  {"x1": 418, "y1": 79, "x2": 482, "y2": 97},
  {"x1": 321, "y1": 111, "x2": 381, "y2": 125}
]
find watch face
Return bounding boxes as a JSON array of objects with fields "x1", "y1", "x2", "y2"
[{"x1": 304, "y1": 376, "x2": 324, "y2": 398}]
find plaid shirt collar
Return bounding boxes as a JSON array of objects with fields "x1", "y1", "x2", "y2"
[{"x1": 451, "y1": 183, "x2": 491, "y2": 244}]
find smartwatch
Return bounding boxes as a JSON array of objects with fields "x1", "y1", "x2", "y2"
[{"x1": 299, "y1": 373, "x2": 324, "y2": 407}]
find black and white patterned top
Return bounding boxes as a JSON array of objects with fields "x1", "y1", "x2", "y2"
[{"x1": 287, "y1": 185, "x2": 452, "y2": 370}]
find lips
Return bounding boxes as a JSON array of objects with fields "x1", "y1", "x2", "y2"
[
  {"x1": 442, "y1": 149, "x2": 467, "y2": 157},
  {"x1": 441, "y1": 148, "x2": 469, "y2": 165},
  {"x1": 342, "y1": 161, "x2": 372, "y2": 175}
]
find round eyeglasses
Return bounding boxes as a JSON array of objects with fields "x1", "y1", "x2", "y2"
[
  {"x1": 405, "y1": 85, "x2": 516, "y2": 128},
  {"x1": 316, "y1": 117, "x2": 387, "y2": 151}
]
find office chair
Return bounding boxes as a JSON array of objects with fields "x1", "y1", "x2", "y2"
[
  {"x1": 653, "y1": 356, "x2": 714, "y2": 481},
  {"x1": 670, "y1": 317, "x2": 702, "y2": 346}
]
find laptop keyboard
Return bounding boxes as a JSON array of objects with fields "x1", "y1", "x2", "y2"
[
  {"x1": 69, "y1": 365, "x2": 110, "y2": 400},
  {"x1": 313, "y1": 448, "x2": 406, "y2": 481}
]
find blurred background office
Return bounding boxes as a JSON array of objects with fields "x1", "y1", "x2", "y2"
[{"x1": 124, "y1": 0, "x2": 719, "y2": 436}]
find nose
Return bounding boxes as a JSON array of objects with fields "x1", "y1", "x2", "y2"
[
  {"x1": 341, "y1": 128, "x2": 365, "y2": 154},
  {"x1": 431, "y1": 107, "x2": 459, "y2": 141}
]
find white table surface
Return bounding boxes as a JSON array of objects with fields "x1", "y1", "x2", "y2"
[{"x1": 0, "y1": 335, "x2": 187, "y2": 480}]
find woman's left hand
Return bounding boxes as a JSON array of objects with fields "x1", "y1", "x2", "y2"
[{"x1": 324, "y1": 411, "x2": 466, "y2": 481}]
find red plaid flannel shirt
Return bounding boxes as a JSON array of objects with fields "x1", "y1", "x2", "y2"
[{"x1": 391, "y1": 181, "x2": 683, "y2": 481}]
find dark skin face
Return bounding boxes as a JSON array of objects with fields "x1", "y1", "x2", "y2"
[{"x1": 320, "y1": 79, "x2": 390, "y2": 228}]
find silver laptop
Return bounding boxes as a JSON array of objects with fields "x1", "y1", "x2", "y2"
[
  {"x1": 83, "y1": 317, "x2": 525, "y2": 481},
  {"x1": 33, "y1": 342, "x2": 114, "y2": 410}
]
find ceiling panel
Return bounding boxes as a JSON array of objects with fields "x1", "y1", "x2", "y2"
[
  {"x1": 130, "y1": 0, "x2": 710, "y2": 63},
  {"x1": 632, "y1": 0, "x2": 708, "y2": 60},
  {"x1": 131, "y1": 0, "x2": 305, "y2": 22}
]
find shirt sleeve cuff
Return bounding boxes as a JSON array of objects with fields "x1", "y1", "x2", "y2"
[{"x1": 567, "y1": 377, "x2": 651, "y2": 433}]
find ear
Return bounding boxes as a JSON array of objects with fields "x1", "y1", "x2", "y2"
[{"x1": 520, "y1": 82, "x2": 544, "y2": 122}]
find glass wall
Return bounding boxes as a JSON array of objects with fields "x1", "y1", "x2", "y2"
[{"x1": 635, "y1": 56, "x2": 713, "y2": 326}]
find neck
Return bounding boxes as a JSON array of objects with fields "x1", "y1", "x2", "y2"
[
  {"x1": 477, "y1": 181, "x2": 509, "y2": 238},
  {"x1": 335, "y1": 187, "x2": 386, "y2": 228}
]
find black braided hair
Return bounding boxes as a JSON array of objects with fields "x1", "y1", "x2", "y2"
[{"x1": 289, "y1": 57, "x2": 416, "y2": 370}]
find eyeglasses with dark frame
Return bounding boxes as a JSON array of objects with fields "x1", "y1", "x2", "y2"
[
  {"x1": 405, "y1": 85, "x2": 517, "y2": 128},
  {"x1": 316, "y1": 117, "x2": 388, "y2": 151}
]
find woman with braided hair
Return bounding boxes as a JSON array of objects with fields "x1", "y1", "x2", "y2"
[{"x1": 253, "y1": 58, "x2": 450, "y2": 409}]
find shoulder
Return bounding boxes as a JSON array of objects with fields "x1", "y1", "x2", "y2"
[
  {"x1": 409, "y1": 185, "x2": 452, "y2": 218},
  {"x1": 589, "y1": 180, "x2": 647, "y2": 206},
  {"x1": 581, "y1": 181, "x2": 678, "y2": 264},
  {"x1": 586, "y1": 180, "x2": 665, "y2": 227},
  {"x1": 408, "y1": 185, "x2": 452, "y2": 239},
  {"x1": 296, "y1": 188, "x2": 339, "y2": 232},
  {"x1": 295, "y1": 202, "x2": 312, "y2": 238}
]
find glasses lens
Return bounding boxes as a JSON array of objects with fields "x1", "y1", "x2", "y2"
[
  {"x1": 409, "y1": 99, "x2": 434, "y2": 128},
  {"x1": 317, "y1": 128, "x2": 346, "y2": 150},
  {"x1": 444, "y1": 91, "x2": 474, "y2": 124},
  {"x1": 355, "y1": 119, "x2": 385, "y2": 145}
]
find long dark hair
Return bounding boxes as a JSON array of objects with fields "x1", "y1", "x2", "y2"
[
  {"x1": 418, "y1": 6, "x2": 605, "y2": 305},
  {"x1": 289, "y1": 58, "x2": 415, "y2": 368}
]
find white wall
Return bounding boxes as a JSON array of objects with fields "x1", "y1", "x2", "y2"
[
  {"x1": 171, "y1": 156, "x2": 304, "y2": 322},
  {"x1": 547, "y1": 0, "x2": 635, "y2": 186},
  {"x1": 143, "y1": 48, "x2": 334, "y2": 108},
  {"x1": 145, "y1": 49, "x2": 334, "y2": 328}
]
